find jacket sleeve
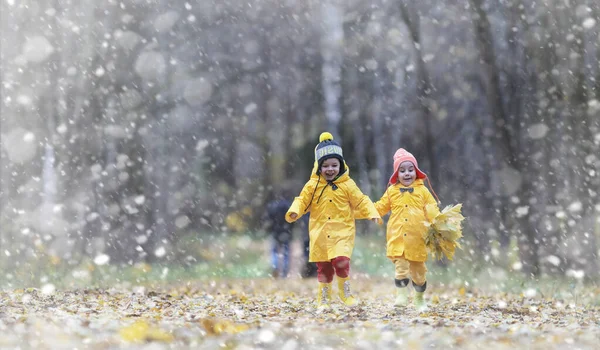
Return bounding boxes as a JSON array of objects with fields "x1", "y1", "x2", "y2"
[
  {"x1": 285, "y1": 180, "x2": 316, "y2": 223},
  {"x1": 374, "y1": 188, "x2": 391, "y2": 218},
  {"x1": 346, "y1": 180, "x2": 382, "y2": 224},
  {"x1": 423, "y1": 188, "x2": 441, "y2": 222}
]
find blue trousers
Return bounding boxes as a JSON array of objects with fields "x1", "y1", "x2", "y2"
[{"x1": 271, "y1": 240, "x2": 290, "y2": 278}]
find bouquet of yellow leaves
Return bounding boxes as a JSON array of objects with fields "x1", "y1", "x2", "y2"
[{"x1": 423, "y1": 203, "x2": 465, "y2": 260}]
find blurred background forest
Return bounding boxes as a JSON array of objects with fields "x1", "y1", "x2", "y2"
[{"x1": 1, "y1": 0, "x2": 599, "y2": 286}]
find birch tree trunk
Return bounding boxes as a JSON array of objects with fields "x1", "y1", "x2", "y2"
[{"x1": 320, "y1": 2, "x2": 344, "y2": 140}]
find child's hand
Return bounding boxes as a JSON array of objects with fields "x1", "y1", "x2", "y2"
[
  {"x1": 371, "y1": 218, "x2": 379, "y2": 223},
  {"x1": 289, "y1": 213, "x2": 298, "y2": 219}
]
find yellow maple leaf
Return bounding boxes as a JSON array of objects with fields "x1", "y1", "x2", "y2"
[{"x1": 119, "y1": 320, "x2": 174, "y2": 343}]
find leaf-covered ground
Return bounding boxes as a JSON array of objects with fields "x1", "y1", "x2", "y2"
[{"x1": 1, "y1": 276, "x2": 599, "y2": 349}]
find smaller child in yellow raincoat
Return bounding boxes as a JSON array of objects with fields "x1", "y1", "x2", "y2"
[
  {"x1": 286, "y1": 132, "x2": 381, "y2": 308},
  {"x1": 374, "y1": 148, "x2": 441, "y2": 310}
]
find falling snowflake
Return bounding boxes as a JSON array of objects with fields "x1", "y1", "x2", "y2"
[{"x1": 94, "y1": 254, "x2": 110, "y2": 265}]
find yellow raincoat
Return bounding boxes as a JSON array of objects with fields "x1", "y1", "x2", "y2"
[
  {"x1": 286, "y1": 165, "x2": 381, "y2": 262},
  {"x1": 375, "y1": 179, "x2": 440, "y2": 262}
]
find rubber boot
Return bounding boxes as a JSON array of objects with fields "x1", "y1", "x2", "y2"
[
  {"x1": 414, "y1": 292, "x2": 428, "y2": 311},
  {"x1": 413, "y1": 281, "x2": 428, "y2": 311},
  {"x1": 316, "y1": 283, "x2": 332, "y2": 309},
  {"x1": 394, "y1": 278, "x2": 410, "y2": 307},
  {"x1": 337, "y1": 277, "x2": 357, "y2": 306}
]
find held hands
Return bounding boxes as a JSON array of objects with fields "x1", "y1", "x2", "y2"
[
  {"x1": 289, "y1": 213, "x2": 298, "y2": 220},
  {"x1": 371, "y1": 218, "x2": 379, "y2": 223}
]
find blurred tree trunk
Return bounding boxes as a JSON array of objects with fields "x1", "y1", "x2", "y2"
[
  {"x1": 398, "y1": 0, "x2": 439, "y2": 188},
  {"x1": 566, "y1": 0, "x2": 599, "y2": 279},
  {"x1": 347, "y1": 67, "x2": 371, "y2": 195},
  {"x1": 469, "y1": 0, "x2": 541, "y2": 275},
  {"x1": 371, "y1": 69, "x2": 386, "y2": 191},
  {"x1": 320, "y1": 2, "x2": 344, "y2": 140}
]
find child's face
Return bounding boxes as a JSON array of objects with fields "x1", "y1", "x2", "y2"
[
  {"x1": 321, "y1": 158, "x2": 340, "y2": 181},
  {"x1": 397, "y1": 161, "x2": 416, "y2": 186}
]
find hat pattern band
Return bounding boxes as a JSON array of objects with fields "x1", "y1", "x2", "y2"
[{"x1": 315, "y1": 145, "x2": 343, "y2": 160}]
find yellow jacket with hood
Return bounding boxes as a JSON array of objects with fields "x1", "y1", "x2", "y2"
[
  {"x1": 375, "y1": 179, "x2": 440, "y2": 262},
  {"x1": 286, "y1": 162, "x2": 381, "y2": 262}
]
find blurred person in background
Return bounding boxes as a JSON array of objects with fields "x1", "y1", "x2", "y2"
[{"x1": 264, "y1": 193, "x2": 293, "y2": 278}]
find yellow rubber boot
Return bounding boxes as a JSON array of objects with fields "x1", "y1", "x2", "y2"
[
  {"x1": 337, "y1": 277, "x2": 357, "y2": 306},
  {"x1": 316, "y1": 283, "x2": 332, "y2": 309},
  {"x1": 414, "y1": 292, "x2": 428, "y2": 311}
]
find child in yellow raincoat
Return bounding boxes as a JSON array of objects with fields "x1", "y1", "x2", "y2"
[
  {"x1": 374, "y1": 148, "x2": 440, "y2": 310},
  {"x1": 286, "y1": 132, "x2": 381, "y2": 308}
]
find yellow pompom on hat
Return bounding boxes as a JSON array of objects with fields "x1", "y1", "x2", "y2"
[
  {"x1": 319, "y1": 131, "x2": 334, "y2": 142},
  {"x1": 314, "y1": 131, "x2": 345, "y2": 175}
]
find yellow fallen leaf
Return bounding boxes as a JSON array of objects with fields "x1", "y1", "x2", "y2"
[
  {"x1": 458, "y1": 287, "x2": 466, "y2": 296},
  {"x1": 431, "y1": 295, "x2": 440, "y2": 304},
  {"x1": 119, "y1": 320, "x2": 174, "y2": 343},
  {"x1": 200, "y1": 318, "x2": 249, "y2": 336}
]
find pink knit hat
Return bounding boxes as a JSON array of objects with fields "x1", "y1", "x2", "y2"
[{"x1": 388, "y1": 148, "x2": 427, "y2": 185}]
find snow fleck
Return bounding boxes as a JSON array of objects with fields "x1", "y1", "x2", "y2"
[
  {"x1": 567, "y1": 201, "x2": 582, "y2": 213},
  {"x1": 41, "y1": 284, "x2": 56, "y2": 295},
  {"x1": 5, "y1": 250, "x2": 11, "y2": 257},
  {"x1": 155, "y1": 246, "x2": 166, "y2": 258},
  {"x1": 406, "y1": 64, "x2": 415, "y2": 72},
  {"x1": 185, "y1": 2, "x2": 192, "y2": 10},
  {"x1": 365, "y1": 59, "x2": 378, "y2": 70},
  {"x1": 134, "y1": 51, "x2": 166, "y2": 81},
  {"x1": 17, "y1": 94, "x2": 32, "y2": 106},
  {"x1": 244, "y1": 103, "x2": 257, "y2": 114},
  {"x1": 136, "y1": 235, "x2": 148, "y2": 244},
  {"x1": 257, "y1": 329, "x2": 276, "y2": 343},
  {"x1": 22, "y1": 36, "x2": 55, "y2": 63},
  {"x1": 555, "y1": 211, "x2": 567, "y2": 219},
  {"x1": 1, "y1": 128, "x2": 38, "y2": 163},
  {"x1": 104, "y1": 125, "x2": 127, "y2": 138},
  {"x1": 175, "y1": 215, "x2": 191, "y2": 229},
  {"x1": 94, "y1": 66, "x2": 105, "y2": 77},
  {"x1": 524, "y1": 288, "x2": 537, "y2": 298},
  {"x1": 7, "y1": 0, "x2": 15, "y2": 6},
  {"x1": 72, "y1": 269, "x2": 91, "y2": 280},
  {"x1": 515, "y1": 206, "x2": 529, "y2": 218},
  {"x1": 57, "y1": 124, "x2": 68, "y2": 134},
  {"x1": 154, "y1": 11, "x2": 180, "y2": 33},
  {"x1": 134, "y1": 195, "x2": 146, "y2": 205},
  {"x1": 115, "y1": 30, "x2": 143, "y2": 51},
  {"x1": 45, "y1": 8, "x2": 56, "y2": 16},
  {"x1": 93, "y1": 254, "x2": 110, "y2": 266},
  {"x1": 236, "y1": 236, "x2": 252, "y2": 250},
  {"x1": 195, "y1": 139, "x2": 209, "y2": 152},
  {"x1": 183, "y1": 77, "x2": 213, "y2": 106},
  {"x1": 546, "y1": 255, "x2": 561, "y2": 266},
  {"x1": 582, "y1": 17, "x2": 596, "y2": 29},
  {"x1": 511, "y1": 261, "x2": 523, "y2": 271},
  {"x1": 527, "y1": 123, "x2": 549, "y2": 139},
  {"x1": 423, "y1": 54, "x2": 435, "y2": 62},
  {"x1": 496, "y1": 300, "x2": 507, "y2": 309},
  {"x1": 566, "y1": 269, "x2": 585, "y2": 280},
  {"x1": 86, "y1": 212, "x2": 99, "y2": 222},
  {"x1": 66, "y1": 66, "x2": 77, "y2": 76},
  {"x1": 23, "y1": 132, "x2": 35, "y2": 142},
  {"x1": 187, "y1": 15, "x2": 196, "y2": 22}
]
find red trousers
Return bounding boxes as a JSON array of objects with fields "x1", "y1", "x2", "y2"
[{"x1": 316, "y1": 256, "x2": 350, "y2": 283}]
